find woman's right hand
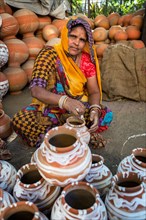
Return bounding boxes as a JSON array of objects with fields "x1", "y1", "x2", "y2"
[{"x1": 63, "y1": 97, "x2": 86, "y2": 116}]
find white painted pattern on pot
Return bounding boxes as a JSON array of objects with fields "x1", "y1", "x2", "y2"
[
  {"x1": 105, "y1": 171, "x2": 146, "y2": 220},
  {"x1": 33, "y1": 126, "x2": 92, "y2": 187},
  {"x1": 13, "y1": 162, "x2": 61, "y2": 214},
  {"x1": 84, "y1": 154, "x2": 113, "y2": 199},
  {"x1": 0, "y1": 188, "x2": 16, "y2": 213},
  {"x1": 0, "y1": 80, "x2": 9, "y2": 99},
  {"x1": 0, "y1": 160, "x2": 17, "y2": 193},
  {"x1": 51, "y1": 181, "x2": 107, "y2": 220},
  {"x1": 0, "y1": 42, "x2": 9, "y2": 69},
  {"x1": 117, "y1": 148, "x2": 146, "y2": 178}
]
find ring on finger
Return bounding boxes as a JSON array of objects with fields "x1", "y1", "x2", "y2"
[{"x1": 75, "y1": 107, "x2": 80, "y2": 113}]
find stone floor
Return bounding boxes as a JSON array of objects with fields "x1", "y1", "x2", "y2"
[{"x1": 2, "y1": 85, "x2": 146, "y2": 175}]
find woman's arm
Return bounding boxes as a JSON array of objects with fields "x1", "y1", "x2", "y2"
[{"x1": 86, "y1": 75, "x2": 101, "y2": 132}]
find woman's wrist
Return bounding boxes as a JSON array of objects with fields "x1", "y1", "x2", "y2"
[
  {"x1": 58, "y1": 95, "x2": 68, "y2": 109},
  {"x1": 89, "y1": 104, "x2": 101, "y2": 110}
]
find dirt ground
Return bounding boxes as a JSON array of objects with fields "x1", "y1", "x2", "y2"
[{"x1": 2, "y1": 85, "x2": 146, "y2": 175}]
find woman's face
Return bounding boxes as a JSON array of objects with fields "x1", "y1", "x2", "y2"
[{"x1": 68, "y1": 26, "x2": 87, "y2": 57}]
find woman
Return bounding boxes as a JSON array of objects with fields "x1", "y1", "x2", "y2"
[{"x1": 12, "y1": 17, "x2": 113, "y2": 148}]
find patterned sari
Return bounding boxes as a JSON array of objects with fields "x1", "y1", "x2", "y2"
[{"x1": 12, "y1": 18, "x2": 113, "y2": 147}]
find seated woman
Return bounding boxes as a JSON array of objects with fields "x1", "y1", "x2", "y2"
[{"x1": 12, "y1": 17, "x2": 113, "y2": 148}]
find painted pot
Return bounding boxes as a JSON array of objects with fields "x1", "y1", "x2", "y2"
[
  {"x1": 64, "y1": 116, "x2": 90, "y2": 144},
  {"x1": 0, "y1": 188, "x2": 16, "y2": 214},
  {"x1": 51, "y1": 181, "x2": 107, "y2": 220},
  {"x1": 0, "y1": 109, "x2": 13, "y2": 139},
  {"x1": 0, "y1": 160, "x2": 17, "y2": 193},
  {"x1": 1, "y1": 201, "x2": 48, "y2": 220},
  {"x1": 84, "y1": 154, "x2": 113, "y2": 200},
  {"x1": 105, "y1": 171, "x2": 146, "y2": 220},
  {"x1": 13, "y1": 162, "x2": 61, "y2": 215},
  {"x1": 0, "y1": 72, "x2": 9, "y2": 100},
  {"x1": 0, "y1": 40, "x2": 9, "y2": 69},
  {"x1": 32, "y1": 125, "x2": 92, "y2": 187},
  {"x1": 117, "y1": 147, "x2": 146, "y2": 178}
]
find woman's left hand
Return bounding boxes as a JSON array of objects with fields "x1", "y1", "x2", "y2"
[{"x1": 88, "y1": 109, "x2": 99, "y2": 133}]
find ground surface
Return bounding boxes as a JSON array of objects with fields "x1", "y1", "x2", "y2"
[{"x1": 2, "y1": 86, "x2": 146, "y2": 175}]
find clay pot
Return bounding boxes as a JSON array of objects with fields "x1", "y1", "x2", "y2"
[
  {"x1": 64, "y1": 116, "x2": 90, "y2": 144},
  {"x1": 105, "y1": 172, "x2": 146, "y2": 219},
  {"x1": 126, "y1": 25, "x2": 141, "y2": 40},
  {"x1": 32, "y1": 125, "x2": 92, "y2": 187},
  {"x1": 13, "y1": 162, "x2": 61, "y2": 215},
  {"x1": 0, "y1": 40, "x2": 9, "y2": 69},
  {"x1": 0, "y1": 188, "x2": 16, "y2": 214},
  {"x1": 1, "y1": 201, "x2": 48, "y2": 220},
  {"x1": 3, "y1": 66, "x2": 28, "y2": 95},
  {"x1": 0, "y1": 13, "x2": 19, "y2": 40},
  {"x1": 51, "y1": 181, "x2": 107, "y2": 220},
  {"x1": 4, "y1": 38, "x2": 29, "y2": 67},
  {"x1": 0, "y1": 72, "x2": 9, "y2": 100},
  {"x1": 0, "y1": 160, "x2": 17, "y2": 193},
  {"x1": 42, "y1": 24, "x2": 60, "y2": 41},
  {"x1": 117, "y1": 147, "x2": 146, "y2": 178},
  {"x1": 84, "y1": 154, "x2": 113, "y2": 200},
  {"x1": 52, "y1": 18, "x2": 69, "y2": 33},
  {"x1": 21, "y1": 59, "x2": 35, "y2": 82},
  {"x1": 35, "y1": 15, "x2": 52, "y2": 44},
  {"x1": 0, "y1": 109, "x2": 13, "y2": 139},
  {"x1": 13, "y1": 9, "x2": 39, "y2": 36},
  {"x1": 92, "y1": 27, "x2": 108, "y2": 42},
  {"x1": 45, "y1": 37, "x2": 61, "y2": 47}
]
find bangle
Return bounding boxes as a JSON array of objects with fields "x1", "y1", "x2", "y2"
[
  {"x1": 89, "y1": 104, "x2": 101, "y2": 110},
  {"x1": 58, "y1": 95, "x2": 68, "y2": 109}
]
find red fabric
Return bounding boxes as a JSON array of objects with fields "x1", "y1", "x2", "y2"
[{"x1": 80, "y1": 52, "x2": 96, "y2": 78}]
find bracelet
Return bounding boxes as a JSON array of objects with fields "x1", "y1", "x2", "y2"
[
  {"x1": 89, "y1": 104, "x2": 101, "y2": 110},
  {"x1": 58, "y1": 95, "x2": 68, "y2": 109},
  {"x1": 90, "y1": 107, "x2": 100, "y2": 112}
]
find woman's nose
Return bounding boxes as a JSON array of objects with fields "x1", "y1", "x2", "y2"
[{"x1": 75, "y1": 39, "x2": 79, "y2": 45}]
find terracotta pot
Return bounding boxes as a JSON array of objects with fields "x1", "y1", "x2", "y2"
[
  {"x1": 105, "y1": 172, "x2": 146, "y2": 219},
  {"x1": 0, "y1": 188, "x2": 16, "y2": 214},
  {"x1": 13, "y1": 162, "x2": 61, "y2": 215},
  {"x1": 0, "y1": 13, "x2": 19, "y2": 40},
  {"x1": 64, "y1": 115, "x2": 90, "y2": 144},
  {"x1": 3, "y1": 66, "x2": 28, "y2": 94},
  {"x1": 32, "y1": 125, "x2": 92, "y2": 187},
  {"x1": 51, "y1": 181, "x2": 107, "y2": 220},
  {"x1": 21, "y1": 59, "x2": 35, "y2": 82},
  {"x1": 0, "y1": 72, "x2": 9, "y2": 100},
  {"x1": 92, "y1": 27, "x2": 108, "y2": 42},
  {"x1": 84, "y1": 154, "x2": 113, "y2": 200},
  {"x1": 4, "y1": 38, "x2": 29, "y2": 67},
  {"x1": 22, "y1": 35, "x2": 44, "y2": 60},
  {"x1": 0, "y1": 109, "x2": 13, "y2": 139},
  {"x1": 0, "y1": 40, "x2": 9, "y2": 69},
  {"x1": 1, "y1": 201, "x2": 48, "y2": 220},
  {"x1": 117, "y1": 147, "x2": 146, "y2": 178},
  {"x1": 35, "y1": 15, "x2": 52, "y2": 44},
  {"x1": 0, "y1": 160, "x2": 17, "y2": 193},
  {"x1": 42, "y1": 24, "x2": 60, "y2": 41},
  {"x1": 13, "y1": 9, "x2": 39, "y2": 36}
]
